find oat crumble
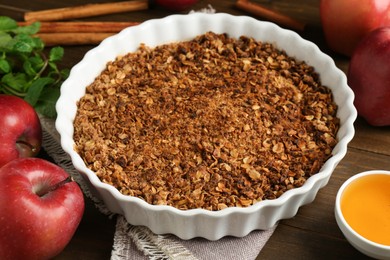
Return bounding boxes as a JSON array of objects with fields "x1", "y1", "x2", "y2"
[{"x1": 73, "y1": 32, "x2": 339, "y2": 211}]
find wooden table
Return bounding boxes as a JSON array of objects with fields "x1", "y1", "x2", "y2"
[{"x1": 1, "y1": 0, "x2": 388, "y2": 259}]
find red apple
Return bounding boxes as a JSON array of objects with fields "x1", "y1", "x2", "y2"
[
  {"x1": 0, "y1": 94, "x2": 42, "y2": 167},
  {"x1": 320, "y1": 0, "x2": 390, "y2": 56},
  {"x1": 0, "y1": 158, "x2": 85, "y2": 260},
  {"x1": 347, "y1": 27, "x2": 390, "y2": 126},
  {"x1": 154, "y1": 0, "x2": 198, "y2": 11}
]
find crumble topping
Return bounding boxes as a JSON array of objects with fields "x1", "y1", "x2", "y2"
[{"x1": 73, "y1": 32, "x2": 339, "y2": 211}]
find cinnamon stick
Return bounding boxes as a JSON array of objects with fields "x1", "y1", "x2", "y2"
[
  {"x1": 235, "y1": 0, "x2": 306, "y2": 31},
  {"x1": 36, "y1": 32, "x2": 114, "y2": 46},
  {"x1": 24, "y1": 0, "x2": 148, "y2": 22},
  {"x1": 19, "y1": 21, "x2": 140, "y2": 33}
]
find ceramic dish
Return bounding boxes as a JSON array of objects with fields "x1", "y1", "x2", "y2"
[
  {"x1": 335, "y1": 170, "x2": 390, "y2": 260},
  {"x1": 56, "y1": 13, "x2": 357, "y2": 240}
]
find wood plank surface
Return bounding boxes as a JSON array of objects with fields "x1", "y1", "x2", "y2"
[{"x1": 1, "y1": 1, "x2": 388, "y2": 259}]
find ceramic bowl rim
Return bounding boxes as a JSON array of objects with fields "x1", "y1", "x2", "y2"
[{"x1": 335, "y1": 170, "x2": 390, "y2": 250}]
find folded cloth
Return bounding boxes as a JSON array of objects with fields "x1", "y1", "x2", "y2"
[{"x1": 112, "y1": 215, "x2": 277, "y2": 260}]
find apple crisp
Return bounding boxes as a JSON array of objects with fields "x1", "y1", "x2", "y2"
[{"x1": 73, "y1": 32, "x2": 339, "y2": 211}]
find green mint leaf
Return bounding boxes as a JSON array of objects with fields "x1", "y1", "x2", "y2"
[
  {"x1": 25, "y1": 77, "x2": 54, "y2": 106},
  {"x1": 61, "y1": 68, "x2": 70, "y2": 79},
  {"x1": 28, "y1": 55, "x2": 45, "y2": 72},
  {"x1": 0, "y1": 32, "x2": 13, "y2": 50},
  {"x1": 48, "y1": 61, "x2": 59, "y2": 72},
  {"x1": 0, "y1": 16, "x2": 69, "y2": 118},
  {"x1": 12, "y1": 34, "x2": 36, "y2": 53},
  {"x1": 49, "y1": 46, "x2": 64, "y2": 62},
  {"x1": 12, "y1": 22, "x2": 40, "y2": 35},
  {"x1": 1, "y1": 72, "x2": 27, "y2": 91},
  {"x1": 0, "y1": 16, "x2": 17, "y2": 31},
  {"x1": 34, "y1": 86, "x2": 60, "y2": 118},
  {"x1": 23, "y1": 59, "x2": 37, "y2": 76},
  {"x1": 34, "y1": 102, "x2": 57, "y2": 118},
  {"x1": 0, "y1": 59, "x2": 11, "y2": 74},
  {"x1": 32, "y1": 36, "x2": 44, "y2": 51},
  {"x1": 12, "y1": 40, "x2": 33, "y2": 53}
]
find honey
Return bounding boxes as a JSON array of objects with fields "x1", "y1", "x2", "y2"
[{"x1": 341, "y1": 174, "x2": 390, "y2": 246}]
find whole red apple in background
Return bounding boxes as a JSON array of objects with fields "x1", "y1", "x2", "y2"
[
  {"x1": 320, "y1": 0, "x2": 390, "y2": 56},
  {"x1": 0, "y1": 158, "x2": 85, "y2": 260},
  {"x1": 347, "y1": 27, "x2": 390, "y2": 126},
  {"x1": 154, "y1": 0, "x2": 198, "y2": 11},
  {"x1": 0, "y1": 94, "x2": 42, "y2": 167}
]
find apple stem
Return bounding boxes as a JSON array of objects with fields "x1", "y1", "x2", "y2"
[
  {"x1": 37, "y1": 176, "x2": 74, "y2": 197},
  {"x1": 16, "y1": 140, "x2": 38, "y2": 153}
]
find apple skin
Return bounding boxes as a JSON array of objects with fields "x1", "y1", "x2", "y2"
[
  {"x1": 347, "y1": 27, "x2": 390, "y2": 126},
  {"x1": 320, "y1": 0, "x2": 390, "y2": 56},
  {"x1": 0, "y1": 158, "x2": 85, "y2": 260},
  {"x1": 0, "y1": 94, "x2": 42, "y2": 167},
  {"x1": 154, "y1": 0, "x2": 198, "y2": 11}
]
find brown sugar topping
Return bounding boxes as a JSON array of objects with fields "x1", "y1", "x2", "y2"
[{"x1": 73, "y1": 32, "x2": 339, "y2": 211}]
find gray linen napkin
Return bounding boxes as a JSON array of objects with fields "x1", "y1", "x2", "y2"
[{"x1": 112, "y1": 215, "x2": 277, "y2": 259}]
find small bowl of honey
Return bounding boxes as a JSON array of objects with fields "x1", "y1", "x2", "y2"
[{"x1": 335, "y1": 170, "x2": 390, "y2": 259}]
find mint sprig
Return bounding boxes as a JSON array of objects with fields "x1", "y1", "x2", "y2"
[{"x1": 0, "y1": 16, "x2": 69, "y2": 118}]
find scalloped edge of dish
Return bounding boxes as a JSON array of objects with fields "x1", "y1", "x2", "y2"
[{"x1": 56, "y1": 13, "x2": 357, "y2": 240}]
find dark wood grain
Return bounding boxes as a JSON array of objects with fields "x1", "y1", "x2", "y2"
[{"x1": 1, "y1": 1, "x2": 388, "y2": 259}]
